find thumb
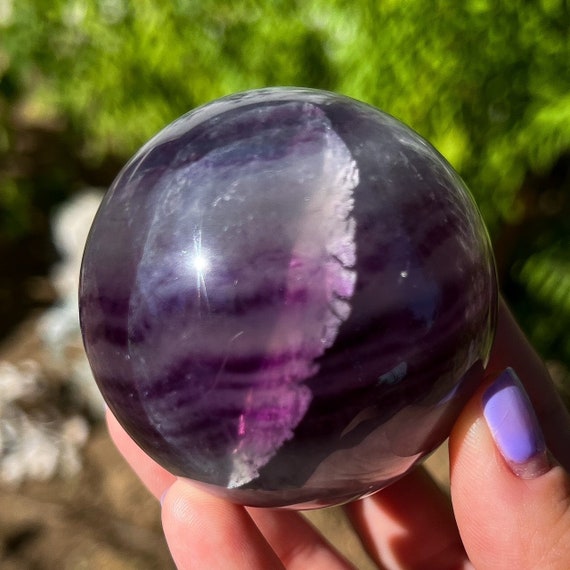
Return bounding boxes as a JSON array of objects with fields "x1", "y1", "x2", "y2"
[{"x1": 450, "y1": 368, "x2": 570, "y2": 569}]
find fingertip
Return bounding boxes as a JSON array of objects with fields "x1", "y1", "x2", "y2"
[
  {"x1": 161, "y1": 479, "x2": 283, "y2": 570},
  {"x1": 450, "y1": 368, "x2": 570, "y2": 569}
]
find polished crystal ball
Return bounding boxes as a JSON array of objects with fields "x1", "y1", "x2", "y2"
[{"x1": 79, "y1": 87, "x2": 497, "y2": 508}]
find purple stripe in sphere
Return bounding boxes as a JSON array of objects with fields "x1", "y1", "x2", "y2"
[{"x1": 79, "y1": 88, "x2": 497, "y2": 508}]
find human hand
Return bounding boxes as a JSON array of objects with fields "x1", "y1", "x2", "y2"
[{"x1": 107, "y1": 299, "x2": 570, "y2": 569}]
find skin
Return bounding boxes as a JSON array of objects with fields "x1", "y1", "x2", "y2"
[{"x1": 107, "y1": 299, "x2": 570, "y2": 569}]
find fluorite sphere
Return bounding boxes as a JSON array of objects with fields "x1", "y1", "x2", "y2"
[{"x1": 79, "y1": 87, "x2": 498, "y2": 509}]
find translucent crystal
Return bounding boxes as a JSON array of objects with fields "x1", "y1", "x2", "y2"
[{"x1": 79, "y1": 88, "x2": 497, "y2": 508}]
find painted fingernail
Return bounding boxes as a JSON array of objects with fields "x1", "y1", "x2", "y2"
[{"x1": 483, "y1": 368, "x2": 549, "y2": 479}]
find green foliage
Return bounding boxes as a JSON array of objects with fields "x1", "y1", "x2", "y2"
[
  {"x1": 2, "y1": 1, "x2": 568, "y2": 223},
  {"x1": 0, "y1": 0, "x2": 569, "y2": 364},
  {"x1": 516, "y1": 242, "x2": 570, "y2": 362}
]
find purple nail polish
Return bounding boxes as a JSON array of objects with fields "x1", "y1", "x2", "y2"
[{"x1": 483, "y1": 368, "x2": 549, "y2": 478}]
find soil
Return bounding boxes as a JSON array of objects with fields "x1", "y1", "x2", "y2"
[{"x1": 0, "y1": 426, "x2": 173, "y2": 570}]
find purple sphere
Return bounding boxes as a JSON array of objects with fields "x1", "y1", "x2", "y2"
[{"x1": 79, "y1": 88, "x2": 497, "y2": 508}]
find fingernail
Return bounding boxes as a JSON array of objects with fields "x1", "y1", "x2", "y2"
[
  {"x1": 483, "y1": 368, "x2": 550, "y2": 479},
  {"x1": 160, "y1": 489, "x2": 168, "y2": 507}
]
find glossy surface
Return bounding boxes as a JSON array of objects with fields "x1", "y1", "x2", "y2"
[{"x1": 79, "y1": 88, "x2": 498, "y2": 508}]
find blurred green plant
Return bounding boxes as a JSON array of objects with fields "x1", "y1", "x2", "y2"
[{"x1": 0, "y1": 0, "x2": 569, "y2": 364}]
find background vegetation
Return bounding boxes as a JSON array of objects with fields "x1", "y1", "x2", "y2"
[{"x1": 1, "y1": 0, "x2": 569, "y2": 366}]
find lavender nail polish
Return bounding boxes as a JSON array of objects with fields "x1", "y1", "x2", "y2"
[{"x1": 483, "y1": 368, "x2": 549, "y2": 478}]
